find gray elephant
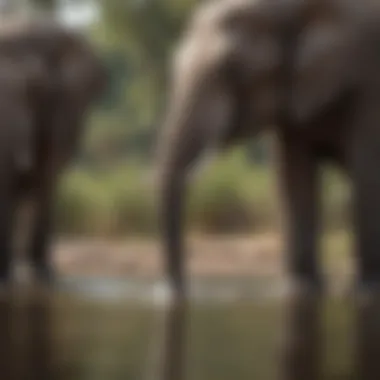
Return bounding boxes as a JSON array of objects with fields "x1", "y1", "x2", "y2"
[
  {"x1": 157, "y1": 0, "x2": 380, "y2": 298},
  {"x1": 0, "y1": 17, "x2": 106, "y2": 283}
]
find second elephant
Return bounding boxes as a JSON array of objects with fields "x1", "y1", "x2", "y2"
[{"x1": 158, "y1": 0, "x2": 380, "y2": 298}]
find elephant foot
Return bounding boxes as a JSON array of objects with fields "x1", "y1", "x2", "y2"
[
  {"x1": 172, "y1": 288, "x2": 188, "y2": 306},
  {"x1": 0, "y1": 265, "x2": 12, "y2": 286},
  {"x1": 0, "y1": 277, "x2": 12, "y2": 292},
  {"x1": 153, "y1": 280, "x2": 188, "y2": 308},
  {"x1": 172, "y1": 283, "x2": 189, "y2": 305},
  {"x1": 0, "y1": 272, "x2": 13, "y2": 297},
  {"x1": 161, "y1": 277, "x2": 189, "y2": 305},
  {"x1": 286, "y1": 275, "x2": 324, "y2": 299},
  {"x1": 33, "y1": 263, "x2": 57, "y2": 286},
  {"x1": 348, "y1": 278, "x2": 380, "y2": 303}
]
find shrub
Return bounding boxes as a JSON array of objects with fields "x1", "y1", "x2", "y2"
[
  {"x1": 188, "y1": 150, "x2": 277, "y2": 233},
  {"x1": 54, "y1": 154, "x2": 350, "y2": 237}
]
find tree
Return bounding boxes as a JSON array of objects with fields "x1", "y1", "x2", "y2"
[{"x1": 30, "y1": 0, "x2": 56, "y2": 10}]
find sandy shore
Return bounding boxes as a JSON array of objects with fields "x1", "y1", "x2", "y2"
[
  {"x1": 50, "y1": 233, "x2": 353, "y2": 279},
  {"x1": 51, "y1": 234, "x2": 282, "y2": 278}
]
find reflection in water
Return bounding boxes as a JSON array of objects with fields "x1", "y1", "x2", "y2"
[
  {"x1": 157, "y1": 301, "x2": 188, "y2": 380},
  {"x1": 0, "y1": 286, "x2": 155, "y2": 380},
  {"x1": 0, "y1": 292, "x2": 16, "y2": 379},
  {"x1": 355, "y1": 293, "x2": 380, "y2": 380},
  {"x1": 0, "y1": 289, "x2": 53, "y2": 380},
  {"x1": 280, "y1": 293, "x2": 322, "y2": 380},
  {"x1": 279, "y1": 291, "x2": 380, "y2": 380},
  {"x1": 0, "y1": 282, "x2": 380, "y2": 379},
  {"x1": 24, "y1": 292, "x2": 53, "y2": 380}
]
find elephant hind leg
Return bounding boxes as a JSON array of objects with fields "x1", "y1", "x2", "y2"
[
  {"x1": 350, "y1": 142, "x2": 380, "y2": 291},
  {"x1": 0, "y1": 160, "x2": 17, "y2": 283},
  {"x1": 28, "y1": 189, "x2": 56, "y2": 283},
  {"x1": 24, "y1": 166, "x2": 59, "y2": 284},
  {"x1": 347, "y1": 97, "x2": 380, "y2": 295}
]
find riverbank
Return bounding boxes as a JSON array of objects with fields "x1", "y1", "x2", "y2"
[{"x1": 51, "y1": 232, "x2": 354, "y2": 280}]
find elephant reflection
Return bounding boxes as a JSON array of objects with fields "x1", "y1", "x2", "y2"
[
  {"x1": 158, "y1": 0, "x2": 380, "y2": 299},
  {"x1": 0, "y1": 17, "x2": 106, "y2": 283},
  {"x1": 279, "y1": 293, "x2": 380, "y2": 380},
  {"x1": 0, "y1": 290, "x2": 53, "y2": 379},
  {"x1": 279, "y1": 293, "x2": 322, "y2": 380},
  {"x1": 354, "y1": 293, "x2": 380, "y2": 380},
  {"x1": 154, "y1": 301, "x2": 188, "y2": 380},
  {"x1": 155, "y1": 294, "x2": 380, "y2": 380}
]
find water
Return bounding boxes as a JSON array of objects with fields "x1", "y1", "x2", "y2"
[{"x1": 0, "y1": 277, "x2": 377, "y2": 380}]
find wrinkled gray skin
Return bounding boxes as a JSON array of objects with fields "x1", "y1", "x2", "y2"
[
  {"x1": 0, "y1": 18, "x2": 106, "y2": 283},
  {"x1": 158, "y1": 0, "x2": 380, "y2": 299}
]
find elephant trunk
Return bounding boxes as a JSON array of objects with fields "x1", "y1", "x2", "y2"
[
  {"x1": 159, "y1": 113, "x2": 206, "y2": 299},
  {"x1": 161, "y1": 162, "x2": 186, "y2": 297},
  {"x1": 158, "y1": 69, "x2": 235, "y2": 299}
]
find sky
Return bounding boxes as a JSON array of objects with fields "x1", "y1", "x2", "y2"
[
  {"x1": 0, "y1": 0, "x2": 100, "y2": 27},
  {"x1": 57, "y1": 0, "x2": 100, "y2": 27}
]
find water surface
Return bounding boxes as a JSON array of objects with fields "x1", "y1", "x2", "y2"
[{"x1": 0, "y1": 277, "x2": 376, "y2": 380}]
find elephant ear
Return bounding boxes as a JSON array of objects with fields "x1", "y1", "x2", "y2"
[
  {"x1": 289, "y1": 1, "x2": 353, "y2": 124},
  {"x1": 58, "y1": 37, "x2": 106, "y2": 107},
  {"x1": 47, "y1": 38, "x2": 106, "y2": 161}
]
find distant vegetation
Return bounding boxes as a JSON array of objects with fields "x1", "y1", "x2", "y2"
[{"x1": 55, "y1": 148, "x2": 351, "y2": 237}]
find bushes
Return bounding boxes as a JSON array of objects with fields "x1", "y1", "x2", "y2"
[
  {"x1": 55, "y1": 151, "x2": 350, "y2": 237},
  {"x1": 56, "y1": 171, "x2": 118, "y2": 236},
  {"x1": 56, "y1": 165, "x2": 156, "y2": 237},
  {"x1": 188, "y1": 151, "x2": 277, "y2": 233}
]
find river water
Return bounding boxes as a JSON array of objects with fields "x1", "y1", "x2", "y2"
[{"x1": 0, "y1": 276, "x2": 377, "y2": 380}]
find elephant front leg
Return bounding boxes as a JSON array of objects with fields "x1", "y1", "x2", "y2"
[
  {"x1": 28, "y1": 180, "x2": 57, "y2": 284},
  {"x1": 277, "y1": 136, "x2": 322, "y2": 294},
  {"x1": 280, "y1": 292, "x2": 322, "y2": 380},
  {"x1": 349, "y1": 123, "x2": 380, "y2": 293},
  {"x1": 0, "y1": 166, "x2": 16, "y2": 283},
  {"x1": 354, "y1": 293, "x2": 380, "y2": 379}
]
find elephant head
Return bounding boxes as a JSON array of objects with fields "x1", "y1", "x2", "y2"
[{"x1": 158, "y1": 0, "x2": 355, "y2": 298}]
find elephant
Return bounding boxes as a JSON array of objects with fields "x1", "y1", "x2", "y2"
[
  {"x1": 0, "y1": 17, "x2": 106, "y2": 284},
  {"x1": 157, "y1": 0, "x2": 380, "y2": 299}
]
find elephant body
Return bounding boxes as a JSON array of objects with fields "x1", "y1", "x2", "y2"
[
  {"x1": 158, "y1": 0, "x2": 380, "y2": 298},
  {"x1": 0, "y1": 17, "x2": 106, "y2": 283}
]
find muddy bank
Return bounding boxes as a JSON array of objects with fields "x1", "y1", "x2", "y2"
[
  {"x1": 51, "y1": 233, "x2": 353, "y2": 279},
  {"x1": 52, "y1": 235, "x2": 282, "y2": 278}
]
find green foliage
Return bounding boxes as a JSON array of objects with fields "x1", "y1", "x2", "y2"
[
  {"x1": 29, "y1": 0, "x2": 57, "y2": 10},
  {"x1": 56, "y1": 170, "x2": 116, "y2": 236},
  {"x1": 56, "y1": 165, "x2": 155, "y2": 237},
  {"x1": 55, "y1": 153, "x2": 350, "y2": 237},
  {"x1": 188, "y1": 149, "x2": 277, "y2": 233}
]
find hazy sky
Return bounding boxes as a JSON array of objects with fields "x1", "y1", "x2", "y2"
[{"x1": 58, "y1": 0, "x2": 100, "y2": 27}]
